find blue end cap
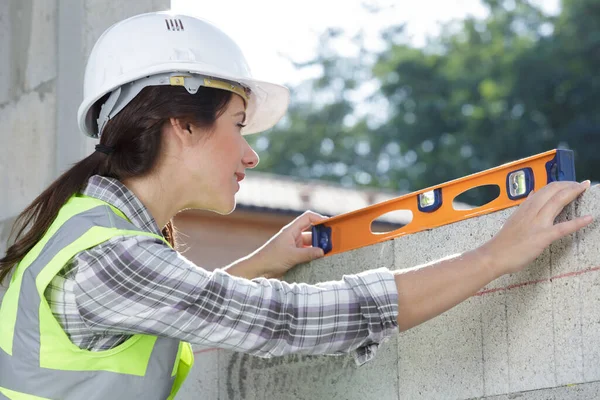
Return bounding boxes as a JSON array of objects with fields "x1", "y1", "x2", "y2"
[
  {"x1": 417, "y1": 188, "x2": 443, "y2": 213},
  {"x1": 545, "y1": 149, "x2": 576, "y2": 183},
  {"x1": 312, "y1": 224, "x2": 332, "y2": 255}
]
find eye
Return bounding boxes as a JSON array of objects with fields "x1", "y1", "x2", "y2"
[{"x1": 237, "y1": 123, "x2": 247, "y2": 129}]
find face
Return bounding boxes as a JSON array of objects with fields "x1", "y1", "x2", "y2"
[{"x1": 179, "y1": 94, "x2": 259, "y2": 214}]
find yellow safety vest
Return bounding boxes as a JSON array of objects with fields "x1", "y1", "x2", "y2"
[{"x1": 0, "y1": 194, "x2": 194, "y2": 399}]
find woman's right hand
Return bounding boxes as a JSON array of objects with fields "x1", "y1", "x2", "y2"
[{"x1": 480, "y1": 180, "x2": 593, "y2": 277}]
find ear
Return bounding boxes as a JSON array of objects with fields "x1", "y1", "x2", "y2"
[{"x1": 168, "y1": 117, "x2": 196, "y2": 147}]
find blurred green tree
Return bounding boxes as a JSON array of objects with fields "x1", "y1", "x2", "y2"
[{"x1": 247, "y1": 0, "x2": 600, "y2": 205}]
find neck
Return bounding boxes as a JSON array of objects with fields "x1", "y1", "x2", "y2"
[{"x1": 121, "y1": 174, "x2": 182, "y2": 230}]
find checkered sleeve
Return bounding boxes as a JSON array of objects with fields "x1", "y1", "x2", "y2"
[{"x1": 73, "y1": 235, "x2": 399, "y2": 366}]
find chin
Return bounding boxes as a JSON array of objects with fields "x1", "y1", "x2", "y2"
[{"x1": 212, "y1": 199, "x2": 237, "y2": 215}]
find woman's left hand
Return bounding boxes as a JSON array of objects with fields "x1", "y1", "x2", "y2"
[
  {"x1": 225, "y1": 211, "x2": 328, "y2": 280},
  {"x1": 256, "y1": 211, "x2": 328, "y2": 279}
]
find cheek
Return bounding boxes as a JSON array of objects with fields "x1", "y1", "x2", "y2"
[
  {"x1": 184, "y1": 131, "x2": 241, "y2": 179},
  {"x1": 182, "y1": 149, "x2": 205, "y2": 174},
  {"x1": 178, "y1": 142, "x2": 213, "y2": 179},
  {"x1": 187, "y1": 144, "x2": 231, "y2": 182},
  {"x1": 215, "y1": 135, "x2": 243, "y2": 165}
]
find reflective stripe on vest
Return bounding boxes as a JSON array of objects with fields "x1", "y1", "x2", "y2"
[{"x1": 0, "y1": 195, "x2": 194, "y2": 400}]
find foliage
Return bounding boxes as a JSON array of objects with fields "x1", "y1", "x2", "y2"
[{"x1": 248, "y1": 0, "x2": 600, "y2": 204}]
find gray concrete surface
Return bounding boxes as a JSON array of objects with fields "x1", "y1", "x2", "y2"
[{"x1": 181, "y1": 185, "x2": 600, "y2": 399}]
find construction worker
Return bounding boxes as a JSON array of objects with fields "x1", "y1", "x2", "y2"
[{"x1": 0, "y1": 11, "x2": 593, "y2": 400}]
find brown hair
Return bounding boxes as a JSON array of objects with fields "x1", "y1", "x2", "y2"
[{"x1": 0, "y1": 85, "x2": 232, "y2": 283}]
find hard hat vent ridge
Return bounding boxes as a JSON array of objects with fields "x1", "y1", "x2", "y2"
[{"x1": 164, "y1": 18, "x2": 184, "y2": 31}]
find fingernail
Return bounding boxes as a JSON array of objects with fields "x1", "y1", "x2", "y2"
[{"x1": 581, "y1": 180, "x2": 591, "y2": 187}]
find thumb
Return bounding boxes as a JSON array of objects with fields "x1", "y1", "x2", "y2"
[{"x1": 294, "y1": 246, "x2": 325, "y2": 263}]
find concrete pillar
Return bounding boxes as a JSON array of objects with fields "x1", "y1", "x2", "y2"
[
  {"x1": 55, "y1": 0, "x2": 171, "y2": 177},
  {"x1": 0, "y1": 0, "x2": 170, "y2": 298}
]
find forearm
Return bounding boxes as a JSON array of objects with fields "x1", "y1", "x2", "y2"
[
  {"x1": 394, "y1": 246, "x2": 500, "y2": 331},
  {"x1": 223, "y1": 251, "x2": 266, "y2": 280},
  {"x1": 223, "y1": 258, "x2": 260, "y2": 279}
]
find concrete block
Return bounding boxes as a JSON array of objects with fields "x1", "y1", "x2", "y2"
[
  {"x1": 288, "y1": 237, "x2": 395, "y2": 282},
  {"x1": 391, "y1": 217, "x2": 485, "y2": 271},
  {"x1": 570, "y1": 185, "x2": 600, "y2": 382},
  {"x1": 575, "y1": 184, "x2": 600, "y2": 269},
  {"x1": 484, "y1": 379, "x2": 600, "y2": 399},
  {"x1": 581, "y1": 267, "x2": 600, "y2": 381},
  {"x1": 177, "y1": 347, "x2": 220, "y2": 400},
  {"x1": 219, "y1": 340, "x2": 399, "y2": 400},
  {"x1": 552, "y1": 278, "x2": 584, "y2": 386},
  {"x1": 549, "y1": 200, "x2": 579, "y2": 276},
  {"x1": 507, "y1": 284, "x2": 555, "y2": 392},
  {"x1": 24, "y1": 0, "x2": 57, "y2": 91},
  {"x1": 392, "y1": 207, "x2": 514, "y2": 292},
  {"x1": 397, "y1": 296, "x2": 484, "y2": 399},
  {"x1": 481, "y1": 291, "x2": 509, "y2": 396},
  {"x1": 0, "y1": 89, "x2": 57, "y2": 221}
]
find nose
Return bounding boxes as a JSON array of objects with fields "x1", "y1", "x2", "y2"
[{"x1": 242, "y1": 139, "x2": 259, "y2": 169}]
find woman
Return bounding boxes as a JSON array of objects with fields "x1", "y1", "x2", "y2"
[{"x1": 0, "y1": 11, "x2": 593, "y2": 400}]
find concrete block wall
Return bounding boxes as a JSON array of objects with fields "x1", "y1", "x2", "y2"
[
  {"x1": 0, "y1": 0, "x2": 170, "y2": 297},
  {"x1": 181, "y1": 185, "x2": 600, "y2": 400}
]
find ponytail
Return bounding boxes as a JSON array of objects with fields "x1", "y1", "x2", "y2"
[{"x1": 0, "y1": 152, "x2": 105, "y2": 283}]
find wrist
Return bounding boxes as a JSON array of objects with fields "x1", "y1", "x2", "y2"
[{"x1": 474, "y1": 241, "x2": 503, "y2": 280}]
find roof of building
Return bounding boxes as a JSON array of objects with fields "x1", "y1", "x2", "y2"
[{"x1": 234, "y1": 171, "x2": 470, "y2": 225}]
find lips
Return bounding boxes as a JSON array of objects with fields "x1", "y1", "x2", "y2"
[{"x1": 235, "y1": 173, "x2": 245, "y2": 182}]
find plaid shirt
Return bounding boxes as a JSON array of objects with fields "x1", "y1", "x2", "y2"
[{"x1": 45, "y1": 175, "x2": 399, "y2": 366}]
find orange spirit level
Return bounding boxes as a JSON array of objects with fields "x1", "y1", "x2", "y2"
[{"x1": 312, "y1": 149, "x2": 575, "y2": 257}]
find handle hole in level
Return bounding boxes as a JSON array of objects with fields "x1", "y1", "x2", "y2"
[
  {"x1": 370, "y1": 210, "x2": 413, "y2": 234},
  {"x1": 453, "y1": 184, "x2": 501, "y2": 210}
]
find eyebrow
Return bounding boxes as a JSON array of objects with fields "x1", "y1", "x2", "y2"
[{"x1": 233, "y1": 111, "x2": 247, "y2": 122}]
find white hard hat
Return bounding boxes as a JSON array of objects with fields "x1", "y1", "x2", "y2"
[{"x1": 77, "y1": 11, "x2": 290, "y2": 138}]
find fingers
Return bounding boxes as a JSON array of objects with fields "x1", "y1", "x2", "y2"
[
  {"x1": 527, "y1": 181, "x2": 588, "y2": 213},
  {"x1": 286, "y1": 211, "x2": 329, "y2": 232},
  {"x1": 548, "y1": 215, "x2": 594, "y2": 242},
  {"x1": 538, "y1": 181, "x2": 590, "y2": 222},
  {"x1": 295, "y1": 246, "x2": 325, "y2": 261}
]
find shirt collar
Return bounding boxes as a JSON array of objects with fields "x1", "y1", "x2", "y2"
[{"x1": 81, "y1": 175, "x2": 163, "y2": 236}]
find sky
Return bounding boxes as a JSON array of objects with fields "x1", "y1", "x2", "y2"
[{"x1": 170, "y1": 0, "x2": 561, "y2": 87}]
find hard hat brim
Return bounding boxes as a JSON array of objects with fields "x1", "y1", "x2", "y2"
[{"x1": 77, "y1": 62, "x2": 290, "y2": 138}]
